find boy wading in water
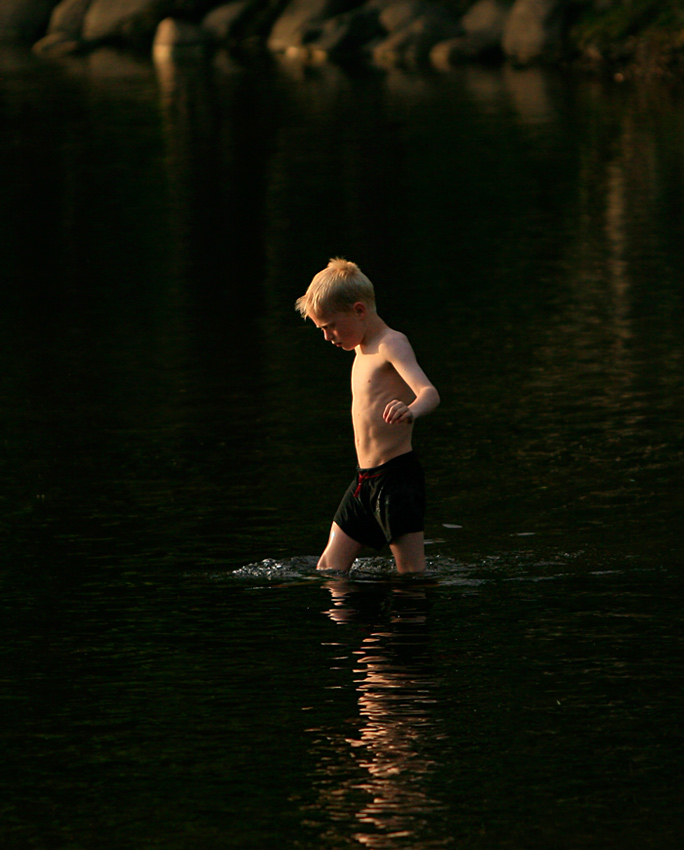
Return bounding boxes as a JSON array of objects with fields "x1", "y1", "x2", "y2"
[{"x1": 295, "y1": 259, "x2": 440, "y2": 574}]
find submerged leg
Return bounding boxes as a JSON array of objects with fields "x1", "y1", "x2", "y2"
[
  {"x1": 317, "y1": 522, "x2": 363, "y2": 573},
  {"x1": 389, "y1": 531, "x2": 426, "y2": 574}
]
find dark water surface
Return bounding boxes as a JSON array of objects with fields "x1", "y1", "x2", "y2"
[{"x1": 1, "y1": 46, "x2": 683, "y2": 849}]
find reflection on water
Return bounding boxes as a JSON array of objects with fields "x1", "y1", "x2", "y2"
[{"x1": 304, "y1": 579, "x2": 450, "y2": 849}]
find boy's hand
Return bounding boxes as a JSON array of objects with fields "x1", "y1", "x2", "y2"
[{"x1": 383, "y1": 399, "x2": 414, "y2": 425}]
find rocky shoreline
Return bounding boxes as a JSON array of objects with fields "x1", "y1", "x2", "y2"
[{"x1": 1, "y1": 0, "x2": 683, "y2": 80}]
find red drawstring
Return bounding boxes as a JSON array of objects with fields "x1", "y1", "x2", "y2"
[{"x1": 353, "y1": 471, "x2": 382, "y2": 498}]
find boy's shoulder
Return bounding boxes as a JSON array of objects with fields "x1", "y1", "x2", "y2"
[
  {"x1": 377, "y1": 324, "x2": 411, "y2": 355},
  {"x1": 359, "y1": 318, "x2": 412, "y2": 359}
]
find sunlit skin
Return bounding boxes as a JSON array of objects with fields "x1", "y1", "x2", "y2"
[{"x1": 309, "y1": 302, "x2": 440, "y2": 574}]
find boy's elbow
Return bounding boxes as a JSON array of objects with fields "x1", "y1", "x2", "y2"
[{"x1": 414, "y1": 385, "x2": 440, "y2": 417}]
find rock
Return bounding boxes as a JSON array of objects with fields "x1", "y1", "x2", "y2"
[
  {"x1": 0, "y1": 0, "x2": 58, "y2": 43},
  {"x1": 502, "y1": 0, "x2": 567, "y2": 65},
  {"x1": 370, "y1": 0, "x2": 463, "y2": 67},
  {"x1": 153, "y1": 17, "x2": 207, "y2": 59},
  {"x1": 266, "y1": 0, "x2": 358, "y2": 54},
  {"x1": 202, "y1": 1, "x2": 252, "y2": 44},
  {"x1": 305, "y1": 6, "x2": 384, "y2": 60},
  {"x1": 463, "y1": 0, "x2": 509, "y2": 36},
  {"x1": 47, "y1": 0, "x2": 91, "y2": 38},
  {"x1": 430, "y1": 35, "x2": 482, "y2": 68},
  {"x1": 32, "y1": 29, "x2": 81, "y2": 54},
  {"x1": 82, "y1": 0, "x2": 167, "y2": 44},
  {"x1": 431, "y1": 0, "x2": 509, "y2": 67},
  {"x1": 370, "y1": 0, "x2": 433, "y2": 33}
]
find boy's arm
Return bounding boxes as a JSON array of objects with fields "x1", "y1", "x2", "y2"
[{"x1": 381, "y1": 334, "x2": 440, "y2": 425}]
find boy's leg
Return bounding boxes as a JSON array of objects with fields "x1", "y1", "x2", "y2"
[
  {"x1": 389, "y1": 531, "x2": 426, "y2": 574},
  {"x1": 317, "y1": 522, "x2": 364, "y2": 572}
]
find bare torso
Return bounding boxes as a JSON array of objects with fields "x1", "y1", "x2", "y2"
[{"x1": 351, "y1": 329, "x2": 415, "y2": 468}]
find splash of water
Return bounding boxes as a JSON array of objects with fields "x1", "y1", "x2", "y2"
[{"x1": 223, "y1": 548, "x2": 620, "y2": 587}]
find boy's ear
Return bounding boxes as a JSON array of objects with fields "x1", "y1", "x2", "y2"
[{"x1": 352, "y1": 301, "x2": 367, "y2": 318}]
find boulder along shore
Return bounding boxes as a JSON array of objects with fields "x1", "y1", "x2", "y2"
[{"x1": 2, "y1": 0, "x2": 683, "y2": 80}]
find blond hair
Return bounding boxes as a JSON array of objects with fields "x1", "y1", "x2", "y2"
[{"x1": 295, "y1": 258, "x2": 376, "y2": 318}]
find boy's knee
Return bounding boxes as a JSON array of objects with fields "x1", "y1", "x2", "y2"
[
  {"x1": 316, "y1": 553, "x2": 336, "y2": 571},
  {"x1": 390, "y1": 532, "x2": 426, "y2": 574},
  {"x1": 317, "y1": 549, "x2": 351, "y2": 573}
]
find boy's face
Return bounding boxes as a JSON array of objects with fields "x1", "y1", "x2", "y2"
[{"x1": 309, "y1": 304, "x2": 366, "y2": 351}]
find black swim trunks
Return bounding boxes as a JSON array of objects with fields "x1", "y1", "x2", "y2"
[{"x1": 333, "y1": 451, "x2": 425, "y2": 550}]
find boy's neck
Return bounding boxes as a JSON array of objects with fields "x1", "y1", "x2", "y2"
[{"x1": 357, "y1": 312, "x2": 387, "y2": 350}]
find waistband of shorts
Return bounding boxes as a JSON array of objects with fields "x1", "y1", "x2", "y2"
[{"x1": 356, "y1": 450, "x2": 418, "y2": 476}]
